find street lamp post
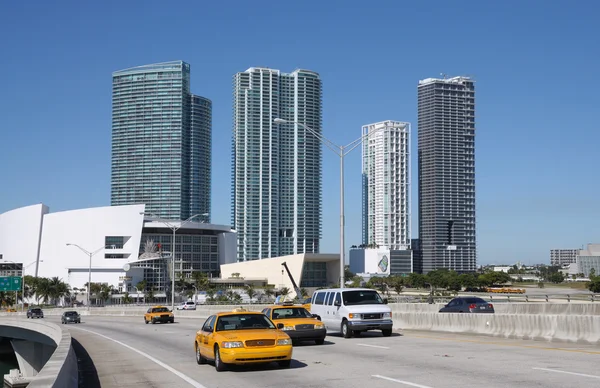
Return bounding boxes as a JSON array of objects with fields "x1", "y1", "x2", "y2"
[
  {"x1": 274, "y1": 118, "x2": 387, "y2": 289},
  {"x1": 140, "y1": 212, "x2": 208, "y2": 311},
  {"x1": 66, "y1": 244, "x2": 106, "y2": 311}
]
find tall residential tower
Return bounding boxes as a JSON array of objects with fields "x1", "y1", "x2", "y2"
[
  {"x1": 361, "y1": 120, "x2": 411, "y2": 250},
  {"x1": 417, "y1": 76, "x2": 476, "y2": 273},
  {"x1": 232, "y1": 67, "x2": 322, "y2": 261},
  {"x1": 111, "y1": 61, "x2": 212, "y2": 221}
]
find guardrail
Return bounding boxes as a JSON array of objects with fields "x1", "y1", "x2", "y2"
[{"x1": 388, "y1": 292, "x2": 600, "y2": 304}]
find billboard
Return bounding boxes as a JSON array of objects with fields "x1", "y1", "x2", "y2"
[{"x1": 364, "y1": 248, "x2": 391, "y2": 275}]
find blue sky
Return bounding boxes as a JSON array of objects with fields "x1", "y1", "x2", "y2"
[{"x1": 1, "y1": 0, "x2": 598, "y2": 265}]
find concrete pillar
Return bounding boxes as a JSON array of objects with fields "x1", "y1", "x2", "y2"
[{"x1": 10, "y1": 339, "x2": 55, "y2": 377}]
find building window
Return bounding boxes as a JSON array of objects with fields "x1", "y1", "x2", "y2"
[{"x1": 106, "y1": 236, "x2": 126, "y2": 249}]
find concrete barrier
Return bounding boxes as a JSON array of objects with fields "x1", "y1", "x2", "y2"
[{"x1": 0, "y1": 319, "x2": 78, "y2": 388}]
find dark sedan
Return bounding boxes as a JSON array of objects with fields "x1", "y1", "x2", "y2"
[
  {"x1": 26, "y1": 308, "x2": 44, "y2": 319},
  {"x1": 439, "y1": 297, "x2": 495, "y2": 313},
  {"x1": 61, "y1": 311, "x2": 81, "y2": 324}
]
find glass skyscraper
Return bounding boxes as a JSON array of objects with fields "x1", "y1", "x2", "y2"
[
  {"x1": 232, "y1": 67, "x2": 322, "y2": 261},
  {"x1": 417, "y1": 76, "x2": 476, "y2": 273},
  {"x1": 361, "y1": 120, "x2": 411, "y2": 250},
  {"x1": 111, "y1": 61, "x2": 211, "y2": 221}
]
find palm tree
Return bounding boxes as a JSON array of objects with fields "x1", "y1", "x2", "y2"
[
  {"x1": 279, "y1": 287, "x2": 290, "y2": 300},
  {"x1": 122, "y1": 292, "x2": 132, "y2": 305},
  {"x1": 263, "y1": 286, "x2": 275, "y2": 301},
  {"x1": 246, "y1": 285, "x2": 256, "y2": 302},
  {"x1": 146, "y1": 287, "x2": 155, "y2": 303},
  {"x1": 192, "y1": 271, "x2": 210, "y2": 291}
]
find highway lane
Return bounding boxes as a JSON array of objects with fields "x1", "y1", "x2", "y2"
[{"x1": 47, "y1": 315, "x2": 600, "y2": 388}]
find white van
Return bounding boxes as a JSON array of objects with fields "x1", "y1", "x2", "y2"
[{"x1": 309, "y1": 288, "x2": 393, "y2": 338}]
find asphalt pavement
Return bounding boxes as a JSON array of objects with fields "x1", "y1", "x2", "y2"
[{"x1": 38, "y1": 314, "x2": 600, "y2": 388}]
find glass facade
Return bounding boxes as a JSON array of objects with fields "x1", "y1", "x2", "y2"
[
  {"x1": 111, "y1": 61, "x2": 211, "y2": 221},
  {"x1": 300, "y1": 262, "x2": 328, "y2": 287},
  {"x1": 232, "y1": 68, "x2": 322, "y2": 261},
  {"x1": 417, "y1": 76, "x2": 476, "y2": 273}
]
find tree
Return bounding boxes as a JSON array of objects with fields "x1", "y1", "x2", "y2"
[
  {"x1": 279, "y1": 287, "x2": 290, "y2": 299},
  {"x1": 387, "y1": 275, "x2": 404, "y2": 295},
  {"x1": 192, "y1": 271, "x2": 210, "y2": 291},
  {"x1": 406, "y1": 273, "x2": 426, "y2": 289},
  {"x1": 246, "y1": 285, "x2": 256, "y2": 302},
  {"x1": 122, "y1": 292, "x2": 133, "y2": 304},
  {"x1": 344, "y1": 266, "x2": 354, "y2": 282},
  {"x1": 548, "y1": 272, "x2": 564, "y2": 284}
]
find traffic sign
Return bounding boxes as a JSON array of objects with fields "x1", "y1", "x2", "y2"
[{"x1": 0, "y1": 277, "x2": 22, "y2": 292}]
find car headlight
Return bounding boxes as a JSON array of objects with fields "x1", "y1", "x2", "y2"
[
  {"x1": 314, "y1": 324, "x2": 325, "y2": 329},
  {"x1": 222, "y1": 341, "x2": 244, "y2": 348},
  {"x1": 383, "y1": 312, "x2": 392, "y2": 318},
  {"x1": 349, "y1": 313, "x2": 361, "y2": 319},
  {"x1": 277, "y1": 339, "x2": 292, "y2": 346},
  {"x1": 282, "y1": 326, "x2": 295, "y2": 331}
]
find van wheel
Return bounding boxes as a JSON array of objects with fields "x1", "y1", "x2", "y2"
[
  {"x1": 382, "y1": 329, "x2": 392, "y2": 337},
  {"x1": 341, "y1": 320, "x2": 352, "y2": 338}
]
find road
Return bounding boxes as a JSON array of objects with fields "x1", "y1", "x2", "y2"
[{"x1": 45, "y1": 315, "x2": 600, "y2": 388}]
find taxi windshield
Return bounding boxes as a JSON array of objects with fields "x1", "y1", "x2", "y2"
[
  {"x1": 216, "y1": 314, "x2": 276, "y2": 331},
  {"x1": 272, "y1": 308, "x2": 312, "y2": 319},
  {"x1": 153, "y1": 307, "x2": 169, "y2": 313}
]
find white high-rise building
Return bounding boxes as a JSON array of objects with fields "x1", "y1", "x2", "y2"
[
  {"x1": 361, "y1": 120, "x2": 411, "y2": 250},
  {"x1": 232, "y1": 67, "x2": 322, "y2": 261}
]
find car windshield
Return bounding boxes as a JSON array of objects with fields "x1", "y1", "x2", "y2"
[
  {"x1": 272, "y1": 307, "x2": 312, "y2": 319},
  {"x1": 153, "y1": 307, "x2": 169, "y2": 313},
  {"x1": 31, "y1": 309, "x2": 42, "y2": 312},
  {"x1": 342, "y1": 290, "x2": 384, "y2": 306},
  {"x1": 216, "y1": 314, "x2": 276, "y2": 331},
  {"x1": 463, "y1": 298, "x2": 487, "y2": 304},
  {"x1": 65, "y1": 312, "x2": 78, "y2": 316}
]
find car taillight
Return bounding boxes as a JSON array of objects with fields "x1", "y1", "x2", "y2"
[
  {"x1": 469, "y1": 304, "x2": 476, "y2": 309},
  {"x1": 488, "y1": 304, "x2": 493, "y2": 308}
]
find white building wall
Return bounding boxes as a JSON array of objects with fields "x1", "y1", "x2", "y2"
[
  {"x1": 37, "y1": 204, "x2": 146, "y2": 289},
  {"x1": 0, "y1": 204, "x2": 48, "y2": 275}
]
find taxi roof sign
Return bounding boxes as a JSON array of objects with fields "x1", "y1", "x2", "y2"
[{"x1": 232, "y1": 307, "x2": 247, "y2": 312}]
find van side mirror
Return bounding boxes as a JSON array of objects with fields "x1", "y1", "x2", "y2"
[
  {"x1": 383, "y1": 298, "x2": 388, "y2": 305},
  {"x1": 334, "y1": 300, "x2": 341, "y2": 307},
  {"x1": 277, "y1": 323, "x2": 284, "y2": 329}
]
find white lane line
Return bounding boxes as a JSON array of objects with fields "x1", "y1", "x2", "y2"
[
  {"x1": 532, "y1": 367, "x2": 600, "y2": 379},
  {"x1": 71, "y1": 326, "x2": 207, "y2": 388},
  {"x1": 357, "y1": 343, "x2": 390, "y2": 349},
  {"x1": 373, "y1": 375, "x2": 434, "y2": 388}
]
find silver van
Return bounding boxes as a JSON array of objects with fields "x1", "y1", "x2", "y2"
[{"x1": 309, "y1": 288, "x2": 393, "y2": 338}]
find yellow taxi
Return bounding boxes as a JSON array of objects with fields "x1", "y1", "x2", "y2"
[
  {"x1": 6, "y1": 308, "x2": 17, "y2": 313},
  {"x1": 144, "y1": 305, "x2": 174, "y2": 324},
  {"x1": 262, "y1": 303, "x2": 326, "y2": 345},
  {"x1": 194, "y1": 307, "x2": 293, "y2": 371}
]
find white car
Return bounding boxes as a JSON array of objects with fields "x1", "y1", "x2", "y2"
[{"x1": 176, "y1": 301, "x2": 197, "y2": 310}]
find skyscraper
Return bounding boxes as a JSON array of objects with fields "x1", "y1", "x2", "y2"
[
  {"x1": 111, "y1": 61, "x2": 211, "y2": 221},
  {"x1": 417, "y1": 76, "x2": 476, "y2": 273},
  {"x1": 232, "y1": 67, "x2": 322, "y2": 261},
  {"x1": 361, "y1": 120, "x2": 411, "y2": 250}
]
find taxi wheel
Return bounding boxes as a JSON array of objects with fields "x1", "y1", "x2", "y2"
[
  {"x1": 278, "y1": 360, "x2": 291, "y2": 368},
  {"x1": 315, "y1": 338, "x2": 325, "y2": 345},
  {"x1": 144, "y1": 319, "x2": 149, "y2": 324},
  {"x1": 341, "y1": 320, "x2": 352, "y2": 338},
  {"x1": 214, "y1": 347, "x2": 226, "y2": 372},
  {"x1": 195, "y1": 344, "x2": 206, "y2": 365},
  {"x1": 151, "y1": 319, "x2": 156, "y2": 324}
]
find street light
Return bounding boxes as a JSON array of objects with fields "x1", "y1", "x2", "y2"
[
  {"x1": 140, "y1": 212, "x2": 208, "y2": 311},
  {"x1": 274, "y1": 118, "x2": 387, "y2": 289},
  {"x1": 66, "y1": 243, "x2": 106, "y2": 311}
]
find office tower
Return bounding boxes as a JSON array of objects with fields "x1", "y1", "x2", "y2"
[
  {"x1": 550, "y1": 249, "x2": 578, "y2": 266},
  {"x1": 232, "y1": 67, "x2": 322, "y2": 261},
  {"x1": 111, "y1": 61, "x2": 212, "y2": 221},
  {"x1": 418, "y1": 76, "x2": 476, "y2": 273},
  {"x1": 361, "y1": 120, "x2": 411, "y2": 250}
]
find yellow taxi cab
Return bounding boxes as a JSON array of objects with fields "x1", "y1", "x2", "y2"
[
  {"x1": 261, "y1": 302, "x2": 326, "y2": 345},
  {"x1": 6, "y1": 308, "x2": 17, "y2": 313},
  {"x1": 194, "y1": 307, "x2": 293, "y2": 371},
  {"x1": 301, "y1": 297, "x2": 312, "y2": 311},
  {"x1": 144, "y1": 305, "x2": 174, "y2": 324}
]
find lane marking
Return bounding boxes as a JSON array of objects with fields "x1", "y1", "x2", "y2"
[
  {"x1": 373, "y1": 375, "x2": 434, "y2": 388},
  {"x1": 409, "y1": 334, "x2": 600, "y2": 355},
  {"x1": 71, "y1": 326, "x2": 207, "y2": 388},
  {"x1": 357, "y1": 343, "x2": 390, "y2": 349},
  {"x1": 532, "y1": 367, "x2": 600, "y2": 379}
]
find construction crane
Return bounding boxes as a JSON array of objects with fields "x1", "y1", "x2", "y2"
[{"x1": 281, "y1": 262, "x2": 303, "y2": 301}]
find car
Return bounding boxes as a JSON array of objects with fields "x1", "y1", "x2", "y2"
[
  {"x1": 194, "y1": 307, "x2": 293, "y2": 372},
  {"x1": 26, "y1": 308, "x2": 44, "y2": 319},
  {"x1": 144, "y1": 306, "x2": 175, "y2": 324},
  {"x1": 61, "y1": 311, "x2": 81, "y2": 324},
  {"x1": 176, "y1": 301, "x2": 197, "y2": 310},
  {"x1": 439, "y1": 297, "x2": 495, "y2": 313},
  {"x1": 309, "y1": 288, "x2": 393, "y2": 338},
  {"x1": 261, "y1": 303, "x2": 326, "y2": 345}
]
